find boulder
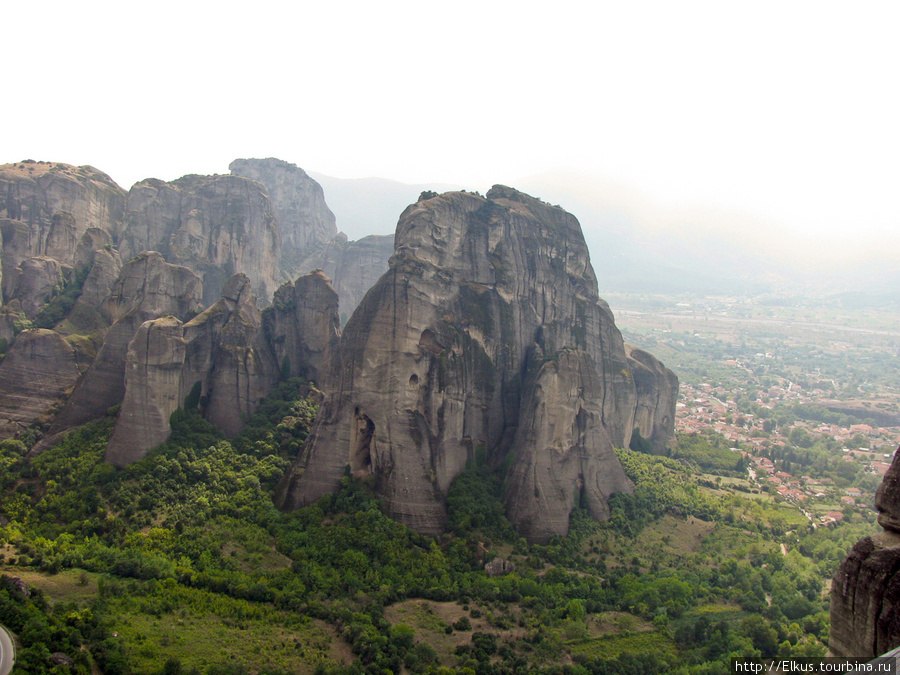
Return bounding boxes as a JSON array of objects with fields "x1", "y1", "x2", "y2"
[
  {"x1": 626, "y1": 344, "x2": 679, "y2": 453},
  {"x1": 181, "y1": 273, "x2": 278, "y2": 438}
]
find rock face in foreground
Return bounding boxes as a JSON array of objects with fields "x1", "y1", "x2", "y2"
[
  {"x1": 120, "y1": 174, "x2": 280, "y2": 307},
  {"x1": 831, "y1": 449, "x2": 900, "y2": 658},
  {"x1": 276, "y1": 186, "x2": 677, "y2": 542}
]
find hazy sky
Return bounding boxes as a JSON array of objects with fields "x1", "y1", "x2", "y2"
[{"x1": 6, "y1": 0, "x2": 899, "y2": 244}]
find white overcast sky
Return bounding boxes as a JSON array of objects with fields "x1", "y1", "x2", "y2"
[{"x1": 6, "y1": 0, "x2": 900, "y2": 244}]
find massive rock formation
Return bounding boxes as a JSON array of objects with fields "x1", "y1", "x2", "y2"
[
  {"x1": 297, "y1": 234, "x2": 395, "y2": 319},
  {"x1": 229, "y1": 158, "x2": 393, "y2": 318},
  {"x1": 229, "y1": 158, "x2": 337, "y2": 271},
  {"x1": 0, "y1": 329, "x2": 86, "y2": 437},
  {"x1": 263, "y1": 271, "x2": 341, "y2": 384},
  {"x1": 276, "y1": 186, "x2": 677, "y2": 542},
  {"x1": 0, "y1": 161, "x2": 125, "y2": 299},
  {"x1": 831, "y1": 449, "x2": 900, "y2": 658},
  {"x1": 106, "y1": 271, "x2": 341, "y2": 465},
  {"x1": 119, "y1": 174, "x2": 280, "y2": 307},
  {"x1": 179, "y1": 274, "x2": 276, "y2": 439},
  {"x1": 105, "y1": 316, "x2": 187, "y2": 466},
  {"x1": 50, "y1": 252, "x2": 203, "y2": 434},
  {"x1": 6, "y1": 256, "x2": 70, "y2": 319},
  {"x1": 626, "y1": 344, "x2": 679, "y2": 454}
]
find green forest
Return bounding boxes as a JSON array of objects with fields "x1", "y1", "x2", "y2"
[{"x1": 0, "y1": 380, "x2": 877, "y2": 673}]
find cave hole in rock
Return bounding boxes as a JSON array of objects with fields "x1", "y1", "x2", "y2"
[
  {"x1": 351, "y1": 408, "x2": 375, "y2": 477},
  {"x1": 409, "y1": 373, "x2": 419, "y2": 387}
]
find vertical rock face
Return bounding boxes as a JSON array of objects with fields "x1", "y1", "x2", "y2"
[
  {"x1": 229, "y1": 158, "x2": 337, "y2": 271},
  {"x1": 277, "y1": 186, "x2": 674, "y2": 542},
  {"x1": 120, "y1": 175, "x2": 280, "y2": 307},
  {"x1": 0, "y1": 161, "x2": 125, "y2": 280},
  {"x1": 7, "y1": 256, "x2": 70, "y2": 319},
  {"x1": 105, "y1": 270, "x2": 344, "y2": 465},
  {"x1": 831, "y1": 449, "x2": 900, "y2": 658},
  {"x1": 180, "y1": 274, "x2": 278, "y2": 438},
  {"x1": 298, "y1": 234, "x2": 395, "y2": 319},
  {"x1": 263, "y1": 271, "x2": 341, "y2": 385},
  {"x1": 0, "y1": 329, "x2": 86, "y2": 438},
  {"x1": 626, "y1": 344, "x2": 678, "y2": 454},
  {"x1": 105, "y1": 317, "x2": 187, "y2": 466},
  {"x1": 229, "y1": 157, "x2": 391, "y2": 318},
  {"x1": 50, "y1": 252, "x2": 203, "y2": 433}
]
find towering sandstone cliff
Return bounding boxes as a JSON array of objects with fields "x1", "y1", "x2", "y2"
[
  {"x1": 229, "y1": 158, "x2": 393, "y2": 317},
  {"x1": 831, "y1": 448, "x2": 900, "y2": 658},
  {"x1": 0, "y1": 161, "x2": 125, "y2": 310},
  {"x1": 120, "y1": 174, "x2": 280, "y2": 307},
  {"x1": 276, "y1": 186, "x2": 677, "y2": 542},
  {"x1": 229, "y1": 158, "x2": 337, "y2": 271}
]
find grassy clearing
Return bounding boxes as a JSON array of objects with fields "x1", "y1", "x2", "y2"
[
  {"x1": 110, "y1": 609, "x2": 348, "y2": 673},
  {"x1": 0, "y1": 565, "x2": 100, "y2": 606},
  {"x1": 568, "y1": 629, "x2": 677, "y2": 660}
]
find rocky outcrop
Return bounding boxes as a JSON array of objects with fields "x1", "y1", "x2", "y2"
[
  {"x1": 105, "y1": 270, "x2": 343, "y2": 465},
  {"x1": 180, "y1": 274, "x2": 277, "y2": 438},
  {"x1": 0, "y1": 329, "x2": 85, "y2": 438},
  {"x1": 229, "y1": 158, "x2": 337, "y2": 271},
  {"x1": 120, "y1": 174, "x2": 280, "y2": 306},
  {"x1": 626, "y1": 344, "x2": 678, "y2": 453},
  {"x1": 263, "y1": 271, "x2": 340, "y2": 385},
  {"x1": 106, "y1": 317, "x2": 187, "y2": 466},
  {"x1": 276, "y1": 186, "x2": 674, "y2": 542},
  {"x1": 298, "y1": 234, "x2": 394, "y2": 319},
  {"x1": 7, "y1": 256, "x2": 70, "y2": 319},
  {"x1": 62, "y1": 248, "x2": 123, "y2": 334},
  {"x1": 0, "y1": 161, "x2": 125, "y2": 286},
  {"x1": 831, "y1": 449, "x2": 900, "y2": 658},
  {"x1": 50, "y1": 252, "x2": 203, "y2": 434}
]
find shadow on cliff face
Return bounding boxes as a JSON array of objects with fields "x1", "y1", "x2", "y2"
[{"x1": 275, "y1": 186, "x2": 678, "y2": 543}]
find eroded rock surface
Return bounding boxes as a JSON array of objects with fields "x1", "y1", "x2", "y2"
[
  {"x1": 120, "y1": 174, "x2": 280, "y2": 306},
  {"x1": 7, "y1": 256, "x2": 70, "y2": 319},
  {"x1": 626, "y1": 344, "x2": 678, "y2": 454},
  {"x1": 263, "y1": 271, "x2": 340, "y2": 385},
  {"x1": 276, "y1": 186, "x2": 677, "y2": 542},
  {"x1": 0, "y1": 329, "x2": 85, "y2": 438},
  {"x1": 50, "y1": 252, "x2": 202, "y2": 433},
  {"x1": 298, "y1": 234, "x2": 395, "y2": 318},
  {"x1": 831, "y1": 448, "x2": 900, "y2": 658},
  {"x1": 181, "y1": 274, "x2": 277, "y2": 438},
  {"x1": 0, "y1": 161, "x2": 125, "y2": 280},
  {"x1": 106, "y1": 316, "x2": 187, "y2": 466},
  {"x1": 229, "y1": 158, "x2": 337, "y2": 271},
  {"x1": 229, "y1": 158, "x2": 392, "y2": 317}
]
